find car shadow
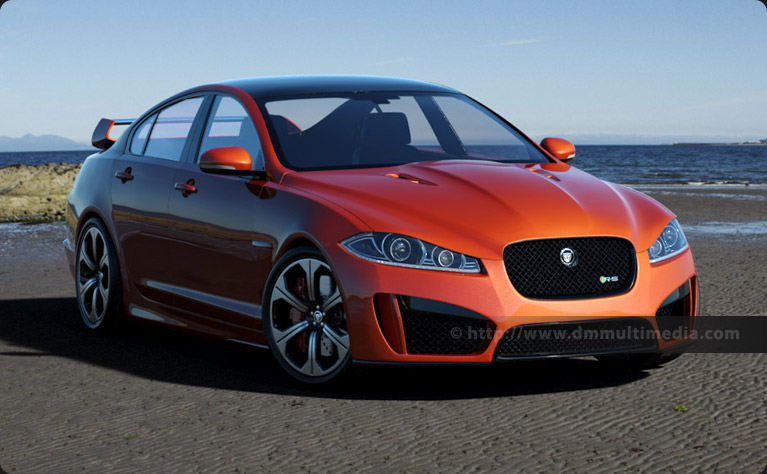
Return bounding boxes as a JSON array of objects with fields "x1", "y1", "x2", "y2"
[{"x1": 0, "y1": 298, "x2": 652, "y2": 400}]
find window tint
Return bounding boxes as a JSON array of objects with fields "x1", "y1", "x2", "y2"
[
  {"x1": 129, "y1": 114, "x2": 156, "y2": 155},
  {"x1": 263, "y1": 92, "x2": 549, "y2": 170},
  {"x1": 144, "y1": 97, "x2": 204, "y2": 161},
  {"x1": 198, "y1": 96, "x2": 264, "y2": 170},
  {"x1": 432, "y1": 95, "x2": 539, "y2": 162},
  {"x1": 377, "y1": 96, "x2": 441, "y2": 149},
  {"x1": 265, "y1": 97, "x2": 346, "y2": 131}
]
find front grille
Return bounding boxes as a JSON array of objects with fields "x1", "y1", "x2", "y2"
[
  {"x1": 400, "y1": 309, "x2": 492, "y2": 355},
  {"x1": 495, "y1": 318, "x2": 657, "y2": 359},
  {"x1": 503, "y1": 237, "x2": 636, "y2": 299}
]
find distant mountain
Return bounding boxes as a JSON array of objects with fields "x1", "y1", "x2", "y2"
[{"x1": 0, "y1": 134, "x2": 91, "y2": 152}]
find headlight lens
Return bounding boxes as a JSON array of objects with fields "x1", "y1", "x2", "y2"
[
  {"x1": 341, "y1": 233, "x2": 481, "y2": 273},
  {"x1": 648, "y1": 219, "x2": 688, "y2": 263},
  {"x1": 389, "y1": 237, "x2": 412, "y2": 262}
]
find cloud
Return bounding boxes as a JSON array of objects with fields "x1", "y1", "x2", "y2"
[
  {"x1": 689, "y1": 92, "x2": 767, "y2": 109},
  {"x1": 374, "y1": 57, "x2": 415, "y2": 66},
  {"x1": 485, "y1": 38, "x2": 544, "y2": 47}
]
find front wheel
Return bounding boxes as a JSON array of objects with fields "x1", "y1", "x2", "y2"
[{"x1": 263, "y1": 248, "x2": 351, "y2": 383}]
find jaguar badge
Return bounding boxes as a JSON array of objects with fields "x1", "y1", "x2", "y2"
[{"x1": 560, "y1": 248, "x2": 576, "y2": 267}]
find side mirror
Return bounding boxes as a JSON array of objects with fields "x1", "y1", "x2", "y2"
[
  {"x1": 199, "y1": 146, "x2": 254, "y2": 174},
  {"x1": 540, "y1": 137, "x2": 576, "y2": 162}
]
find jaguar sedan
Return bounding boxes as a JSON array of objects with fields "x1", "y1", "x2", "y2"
[{"x1": 64, "y1": 75, "x2": 698, "y2": 383}]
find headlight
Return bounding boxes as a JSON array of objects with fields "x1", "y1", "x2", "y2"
[
  {"x1": 341, "y1": 233, "x2": 481, "y2": 273},
  {"x1": 648, "y1": 219, "x2": 688, "y2": 264}
]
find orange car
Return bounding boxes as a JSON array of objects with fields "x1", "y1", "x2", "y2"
[{"x1": 64, "y1": 76, "x2": 698, "y2": 383}]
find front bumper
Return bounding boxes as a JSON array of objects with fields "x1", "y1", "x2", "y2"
[{"x1": 327, "y1": 243, "x2": 698, "y2": 364}]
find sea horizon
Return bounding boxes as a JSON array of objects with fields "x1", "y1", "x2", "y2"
[{"x1": 2, "y1": 145, "x2": 766, "y2": 185}]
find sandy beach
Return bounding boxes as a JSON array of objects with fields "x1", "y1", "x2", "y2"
[{"x1": 0, "y1": 175, "x2": 765, "y2": 472}]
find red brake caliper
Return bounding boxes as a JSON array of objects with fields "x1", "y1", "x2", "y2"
[{"x1": 289, "y1": 277, "x2": 307, "y2": 352}]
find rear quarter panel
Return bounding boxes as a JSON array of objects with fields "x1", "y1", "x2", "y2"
[{"x1": 66, "y1": 149, "x2": 120, "y2": 278}]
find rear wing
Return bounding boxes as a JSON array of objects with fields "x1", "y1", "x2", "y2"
[{"x1": 92, "y1": 118, "x2": 135, "y2": 150}]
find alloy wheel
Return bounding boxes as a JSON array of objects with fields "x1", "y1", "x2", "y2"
[
  {"x1": 77, "y1": 226, "x2": 112, "y2": 328},
  {"x1": 268, "y1": 256, "x2": 350, "y2": 379}
]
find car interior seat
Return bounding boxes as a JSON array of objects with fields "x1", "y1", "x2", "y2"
[{"x1": 352, "y1": 112, "x2": 419, "y2": 166}]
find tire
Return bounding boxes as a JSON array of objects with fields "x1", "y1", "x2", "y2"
[
  {"x1": 75, "y1": 217, "x2": 123, "y2": 332},
  {"x1": 596, "y1": 352, "x2": 682, "y2": 370},
  {"x1": 262, "y1": 247, "x2": 351, "y2": 383}
]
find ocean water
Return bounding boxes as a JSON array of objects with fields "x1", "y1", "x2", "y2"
[
  {"x1": 1, "y1": 145, "x2": 766, "y2": 185},
  {"x1": 575, "y1": 145, "x2": 767, "y2": 185},
  {"x1": 0, "y1": 150, "x2": 93, "y2": 169}
]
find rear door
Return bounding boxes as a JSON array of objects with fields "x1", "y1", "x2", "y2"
[
  {"x1": 164, "y1": 94, "x2": 272, "y2": 330},
  {"x1": 111, "y1": 95, "x2": 206, "y2": 307}
]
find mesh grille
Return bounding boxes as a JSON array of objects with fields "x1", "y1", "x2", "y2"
[
  {"x1": 655, "y1": 284, "x2": 693, "y2": 340},
  {"x1": 503, "y1": 237, "x2": 636, "y2": 299},
  {"x1": 495, "y1": 318, "x2": 657, "y2": 359},
  {"x1": 401, "y1": 310, "x2": 492, "y2": 355}
]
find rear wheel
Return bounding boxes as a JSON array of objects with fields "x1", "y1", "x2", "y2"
[
  {"x1": 263, "y1": 248, "x2": 351, "y2": 383},
  {"x1": 75, "y1": 218, "x2": 123, "y2": 331}
]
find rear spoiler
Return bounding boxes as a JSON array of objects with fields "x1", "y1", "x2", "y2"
[{"x1": 92, "y1": 118, "x2": 135, "y2": 150}]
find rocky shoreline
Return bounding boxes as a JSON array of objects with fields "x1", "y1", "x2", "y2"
[{"x1": 0, "y1": 163, "x2": 81, "y2": 222}]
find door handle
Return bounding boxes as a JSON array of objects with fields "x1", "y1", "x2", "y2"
[
  {"x1": 174, "y1": 180, "x2": 197, "y2": 197},
  {"x1": 114, "y1": 168, "x2": 133, "y2": 182}
]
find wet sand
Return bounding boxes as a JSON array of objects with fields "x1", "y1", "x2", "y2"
[{"x1": 0, "y1": 187, "x2": 765, "y2": 472}]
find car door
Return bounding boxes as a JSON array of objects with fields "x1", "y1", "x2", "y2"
[
  {"x1": 163, "y1": 94, "x2": 272, "y2": 330},
  {"x1": 111, "y1": 95, "x2": 206, "y2": 307}
]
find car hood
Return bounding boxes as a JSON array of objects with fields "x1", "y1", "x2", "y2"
[{"x1": 282, "y1": 160, "x2": 675, "y2": 259}]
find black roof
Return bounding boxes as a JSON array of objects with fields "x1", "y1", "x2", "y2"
[{"x1": 217, "y1": 75, "x2": 459, "y2": 99}]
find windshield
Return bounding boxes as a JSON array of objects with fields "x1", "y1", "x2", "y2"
[{"x1": 261, "y1": 92, "x2": 550, "y2": 170}]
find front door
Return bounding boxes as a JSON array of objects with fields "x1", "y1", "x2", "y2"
[{"x1": 164, "y1": 95, "x2": 272, "y2": 332}]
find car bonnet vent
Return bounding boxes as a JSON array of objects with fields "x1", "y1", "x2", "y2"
[{"x1": 384, "y1": 173, "x2": 435, "y2": 185}]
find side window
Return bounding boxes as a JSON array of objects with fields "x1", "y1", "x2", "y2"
[
  {"x1": 129, "y1": 114, "x2": 156, "y2": 155},
  {"x1": 144, "y1": 97, "x2": 204, "y2": 161},
  {"x1": 198, "y1": 96, "x2": 264, "y2": 171}
]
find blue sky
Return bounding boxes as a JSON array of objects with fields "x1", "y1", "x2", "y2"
[{"x1": 1, "y1": 0, "x2": 765, "y2": 145}]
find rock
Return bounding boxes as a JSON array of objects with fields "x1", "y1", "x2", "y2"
[{"x1": 0, "y1": 163, "x2": 82, "y2": 222}]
